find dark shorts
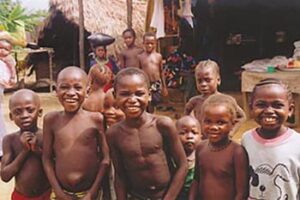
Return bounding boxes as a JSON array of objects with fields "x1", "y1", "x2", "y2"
[
  {"x1": 127, "y1": 193, "x2": 163, "y2": 200},
  {"x1": 150, "y1": 80, "x2": 162, "y2": 106}
]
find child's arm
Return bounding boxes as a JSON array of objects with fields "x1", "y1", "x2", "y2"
[
  {"x1": 188, "y1": 146, "x2": 200, "y2": 200},
  {"x1": 159, "y1": 54, "x2": 168, "y2": 96},
  {"x1": 158, "y1": 117, "x2": 188, "y2": 200},
  {"x1": 184, "y1": 98, "x2": 196, "y2": 115},
  {"x1": 118, "y1": 51, "x2": 125, "y2": 68},
  {"x1": 233, "y1": 146, "x2": 249, "y2": 200},
  {"x1": 42, "y1": 113, "x2": 72, "y2": 200},
  {"x1": 1, "y1": 133, "x2": 31, "y2": 182},
  {"x1": 107, "y1": 127, "x2": 127, "y2": 200},
  {"x1": 84, "y1": 113, "x2": 110, "y2": 199}
]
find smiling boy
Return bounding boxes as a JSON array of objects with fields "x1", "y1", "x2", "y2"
[
  {"x1": 42, "y1": 66, "x2": 110, "y2": 199},
  {"x1": 107, "y1": 67, "x2": 187, "y2": 200}
]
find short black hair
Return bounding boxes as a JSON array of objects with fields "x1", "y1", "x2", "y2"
[
  {"x1": 143, "y1": 32, "x2": 156, "y2": 41},
  {"x1": 122, "y1": 28, "x2": 136, "y2": 38},
  {"x1": 250, "y1": 78, "x2": 293, "y2": 107},
  {"x1": 195, "y1": 59, "x2": 220, "y2": 78},
  {"x1": 113, "y1": 67, "x2": 150, "y2": 91},
  {"x1": 201, "y1": 93, "x2": 241, "y2": 121}
]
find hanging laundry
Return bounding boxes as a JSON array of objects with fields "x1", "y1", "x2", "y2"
[{"x1": 150, "y1": 0, "x2": 166, "y2": 38}]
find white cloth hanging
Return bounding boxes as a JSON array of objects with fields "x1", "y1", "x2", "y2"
[{"x1": 150, "y1": 0, "x2": 166, "y2": 38}]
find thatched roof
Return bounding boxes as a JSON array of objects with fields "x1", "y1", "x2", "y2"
[{"x1": 41, "y1": 0, "x2": 146, "y2": 51}]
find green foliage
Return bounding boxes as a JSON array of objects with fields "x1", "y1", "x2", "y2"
[{"x1": 0, "y1": 0, "x2": 47, "y2": 33}]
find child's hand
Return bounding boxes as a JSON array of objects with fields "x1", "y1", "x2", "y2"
[
  {"x1": 161, "y1": 86, "x2": 168, "y2": 97},
  {"x1": 20, "y1": 131, "x2": 34, "y2": 151},
  {"x1": 28, "y1": 135, "x2": 38, "y2": 152}
]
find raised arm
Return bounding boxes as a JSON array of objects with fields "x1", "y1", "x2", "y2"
[
  {"x1": 234, "y1": 146, "x2": 249, "y2": 200},
  {"x1": 158, "y1": 117, "x2": 188, "y2": 200},
  {"x1": 84, "y1": 113, "x2": 110, "y2": 199},
  {"x1": 1, "y1": 134, "x2": 30, "y2": 182},
  {"x1": 107, "y1": 126, "x2": 127, "y2": 200},
  {"x1": 42, "y1": 113, "x2": 72, "y2": 200}
]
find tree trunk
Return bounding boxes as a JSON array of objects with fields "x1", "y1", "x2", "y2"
[
  {"x1": 78, "y1": 0, "x2": 85, "y2": 69},
  {"x1": 127, "y1": 0, "x2": 132, "y2": 28}
]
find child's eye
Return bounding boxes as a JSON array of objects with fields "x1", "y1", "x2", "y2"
[
  {"x1": 217, "y1": 120, "x2": 226, "y2": 125},
  {"x1": 27, "y1": 107, "x2": 36, "y2": 113},
  {"x1": 136, "y1": 91, "x2": 145, "y2": 96},
  {"x1": 254, "y1": 102, "x2": 266, "y2": 108},
  {"x1": 203, "y1": 119, "x2": 211, "y2": 124},
  {"x1": 272, "y1": 102, "x2": 285, "y2": 109},
  {"x1": 179, "y1": 131, "x2": 185, "y2": 135},
  {"x1": 205, "y1": 78, "x2": 211, "y2": 82},
  {"x1": 192, "y1": 130, "x2": 199, "y2": 135}
]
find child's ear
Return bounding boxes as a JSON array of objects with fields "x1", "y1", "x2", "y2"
[
  {"x1": 288, "y1": 102, "x2": 295, "y2": 118},
  {"x1": 217, "y1": 76, "x2": 221, "y2": 86},
  {"x1": 38, "y1": 108, "x2": 43, "y2": 117},
  {"x1": 9, "y1": 112, "x2": 13, "y2": 121}
]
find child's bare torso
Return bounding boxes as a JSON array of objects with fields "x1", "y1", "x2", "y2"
[
  {"x1": 50, "y1": 110, "x2": 101, "y2": 192},
  {"x1": 111, "y1": 115, "x2": 171, "y2": 197},
  {"x1": 10, "y1": 132, "x2": 49, "y2": 196},
  {"x1": 138, "y1": 52, "x2": 162, "y2": 82},
  {"x1": 196, "y1": 140, "x2": 239, "y2": 200},
  {"x1": 122, "y1": 46, "x2": 143, "y2": 68}
]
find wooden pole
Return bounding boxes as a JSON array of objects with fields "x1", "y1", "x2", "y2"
[
  {"x1": 78, "y1": 0, "x2": 85, "y2": 69},
  {"x1": 127, "y1": 0, "x2": 133, "y2": 28}
]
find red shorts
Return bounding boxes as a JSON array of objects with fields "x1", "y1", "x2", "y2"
[{"x1": 11, "y1": 189, "x2": 51, "y2": 200}]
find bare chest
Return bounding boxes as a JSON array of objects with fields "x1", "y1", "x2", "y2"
[{"x1": 116, "y1": 126, "x2": 164, "y2": 158}]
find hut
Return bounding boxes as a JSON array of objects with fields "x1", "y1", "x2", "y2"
[{"x1": 34, "y1": 0, "x2": 146, "y2": 81}]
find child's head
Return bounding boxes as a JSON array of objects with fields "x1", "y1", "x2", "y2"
[
  {"x1": 113, "y1": 67, "x2": 150, "y2": 119},
  {"x1": 103, "y1": 88, "x2": 125, "y2": 126},
  {"x1": 201, "y1": 93, "x2": 238, "y2": 144},
  {"x1": 176, "y1": 116, "x2": 201, "y2": 156},
  {"x1": 122, "y1": 28, "x2": 136, "y2": 47},
  {"x1": 195, "y1": 59, "x2": 220, "y2": 97},
  {"x1": 56, "y1": 66, "x2": 88, "y2": 113},
  {"x1": 9, "y1": 89, "x2": 42, "y2": 131},
  {"x1": 94, "y1": 46, "x2": 107, "y2": 59},
  {"x1": 250, "y1": 78, "x2": 294, "y2": 135},
  {"x1": 0, "y1": 40, "x2": 12, "y2": 57},
  {"x1": 143, "y1": 32, "x2": 156, "y2": 53}
]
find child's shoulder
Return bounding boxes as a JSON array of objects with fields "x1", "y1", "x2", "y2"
[
  {"x1": 155, "y1": 114, "x2": 174, "y2": 128},
  {"x1": 44, "y1": 110, "x2": 64, "y2": 121},
  {"x1": 187, "y1": 95, "x2": 205, "y2": 104},
  {"x1": 3, "y1": 131, "x2": 20, "y2": 142}
]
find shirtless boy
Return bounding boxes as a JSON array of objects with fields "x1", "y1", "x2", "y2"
[
  {"x1": 107, "y1": 67, "x2": 187, "y2": 200},
  {"x1": 1, "y1": 89, "x2": 51, "y2": 199},
  {"x1": 138, "y1": 32, "x2": 168, "y2": 112},
  {"x1": 42, "y1": 66, "x2": 110, "y2": 200},
  {"x1": 119, "y1": 28, "x2": 143, "y2": 68}
]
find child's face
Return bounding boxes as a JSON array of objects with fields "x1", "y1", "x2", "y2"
[
  {"x1": 143, "y1": 36, "x2": 156, "y2": 53},
  {"x1": 202, "y1": 104, "x2": 234, "y2": 145},
  {"x1": 195, "y1": 67, "x2": 220, "y2": 96},
  {"x1": 9, "y1": 94, "x2": 41, "y2": 131},
  {"x1": 103, "y1": 90, "x2": 125, "y2": 126},
  {"x1": 0, "y1": 40, "x2": 12, "y2": 57},
  {"x1": 251, "y1": 84, "x2": 292, "y2": 133},
  {"x1": 123, "y1": 31, "x2": 135, "y2": 47},
  {"x1": 56, "y1": 70, "x2": 87, "y2": 113},
  {"x1": 94, "y1": 46, "x2": 106, "y2": 59},
  {"x1": 177, "y1": 117, "x2": 201, "y2": 155},
  {"x1": 115, "y1": 74, "x2": 150, "y2": 119}
]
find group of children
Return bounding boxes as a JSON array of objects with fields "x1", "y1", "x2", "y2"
[{"x1": 1, "y1": 28, "x2": 300, "y2": 200}]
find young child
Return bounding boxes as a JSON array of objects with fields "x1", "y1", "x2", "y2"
[
  {"x1": 184, "y1": 59, "x2": 245, "y2": 137},
  {"x1": 83, "y1": 33, "x2": 118, "y2": 113},
  {"x1": 42, "y1": 66, "x2": 110, "y2": 199},
  {"x1": 102, "y1": 88, "x2": 125, "y2": 200},
  {"x1": 189, "y1": 93, "x2": 249, "y2": 200},
  {"x1": 107, "y1": 67, "x2": 187, "y2": 199},
  {"x1": 138, "y1": 32, "x2": 168, "y2": 113},
  {"x1": 119, "y1": 28, "x2": 143, "y2": 68},
  {"x1": 176, "y1": 116, "x2": 201, "y2": 200},
  {"x1": 0, "y1": 39, "x2": 16, "y2": 159},
  {"x1": 1, "y1": 89, "x2": 51, "y2": 199},
  {"x1": 241, "y1": 78, "x2": 300, "y2": 199},
  {"x1": 103, "y1": 88, "x2": 125, "y2": 128}
]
